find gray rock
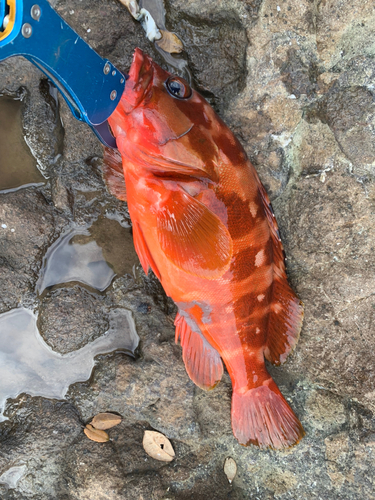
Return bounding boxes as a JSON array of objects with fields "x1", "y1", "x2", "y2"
[
  {"x1": 0, "y1": 189, "x2": 58, "y2": 313},
  {"x1": 38, "y1": 286, "x2": 109, "y2": 354}
]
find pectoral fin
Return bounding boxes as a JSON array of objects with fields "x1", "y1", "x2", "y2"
[
  {"x1": 157, "y1": 190, "x2": 233, "y2": 279},
  {"x1": 136, "y1": 147, "x2": 211, "y2": 181},
  {"x1": 175, "y1": 312, "x2": 223, "y2": 390},
  {"x1": 102, "y1": 147, "x2": 127, "y2": 201}
]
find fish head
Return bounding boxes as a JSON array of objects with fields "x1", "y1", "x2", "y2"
[
  {"x1": 113, "y1": 48, "x2": 197, "y2": 142},
  {"x1": 110, "y1": 49, "x2": 234, "y2": 180},
  {"x1": 109, "y1": 49, "x2": 247, "y2": 182}
]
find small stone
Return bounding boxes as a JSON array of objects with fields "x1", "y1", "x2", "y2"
[
  {"x1": 224, "y1": 457, "x2": 237, "y2": 483},
  {"x1": 142, "y1": 430, "x2": 175, "y2": 462},
  {"x1": 90, "y1": 412, "x2": 122, "y2": 430},
  {"x1": 84, "y1": 424, "x2": 109, "y2": 443},
  {"x1": 1, "y1": 224, "x2": 7, "y2": 229}
]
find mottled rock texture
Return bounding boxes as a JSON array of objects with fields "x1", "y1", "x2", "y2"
[{"x1": 0, "y1": 0, "x2": 375, "y2": 498}]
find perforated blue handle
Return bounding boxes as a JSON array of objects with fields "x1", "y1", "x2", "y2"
[
  {"x1": 0, "y1": 0, "x2": 126, "y2": 147},
  {"x1": 0, "y1": 1, "x2": 5, "y2": 28}
]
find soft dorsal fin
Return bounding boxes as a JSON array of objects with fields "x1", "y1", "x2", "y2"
[
  {"x1": 132, "y1": 221, "x2": 161, "y2": 280},
  {"x1": 255, "y1": 176, "x2": 304, "y2": 365},
  {"x1": 264, "y1": 279, "x2": 304, "y2": 365},
  {"x1": 102, "y1": 147, "x2": 127, "y2": 201},
  {"x1": 175, "y1": 312, "x2": 223, "y2": 390},
  {"x1": 156, "y1": 189, "x2": 233, "y2": 280}
]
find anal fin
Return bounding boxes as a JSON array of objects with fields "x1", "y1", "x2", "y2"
[{"x1": 175, "y1": 312, "x2": 223, "y2": 390}]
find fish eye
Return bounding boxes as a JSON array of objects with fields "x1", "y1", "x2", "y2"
[{"x1": 165, "y1": 77, "x2": 192, "y2": 99}]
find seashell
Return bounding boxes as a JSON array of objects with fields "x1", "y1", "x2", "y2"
[
  {"x1": 156, "y1": 30, "x2": 183, "y2": 54},
  {"x1": 224, "y1": 457, "x2": 237, "y2": 483},
  {"x1": 142, "y1": 430, "x2": 175, "y2": 462},
  {"x1": 118, "y1": 0, "x2": 140, "y2": 19},
  {"x1": 84, "y1": 424, "x2": 109, "y2": 443},
  {"x1": 90, "y1": 412, "x2": 122, "y2": 430}
]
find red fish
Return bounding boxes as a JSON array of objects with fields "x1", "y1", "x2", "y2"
[{"x1": 104, "y1": 48, "x2": 304, "y2": 449}]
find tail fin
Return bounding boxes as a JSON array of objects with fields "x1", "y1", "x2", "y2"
[{"x1": 231, "y1": 379, "x2": 304, "y2": 449}]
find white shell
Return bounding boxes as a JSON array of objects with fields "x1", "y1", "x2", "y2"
[
  {"x1": 143, "y1": 431, "x2": 175, "y2": 462},
  {"x1": 224, "y1": 457, "x2": 237, "y2": 483}
]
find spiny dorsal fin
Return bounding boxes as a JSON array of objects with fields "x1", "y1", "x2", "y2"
[{"x1": 264, "y1": 280, "x2": 304, "y2": 365}]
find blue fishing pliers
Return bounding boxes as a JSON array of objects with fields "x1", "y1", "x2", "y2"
[{"x1": 0, "y1": 0, "x2": 126, "y2": 147}]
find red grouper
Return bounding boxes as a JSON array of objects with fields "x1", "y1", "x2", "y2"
[{"x1": 104, "y1": 48, "x2": 305, "y2": 449}]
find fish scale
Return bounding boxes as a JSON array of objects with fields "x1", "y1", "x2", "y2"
[{"x1": 104, "y1": 48, "x2": 305, "y2": 449}]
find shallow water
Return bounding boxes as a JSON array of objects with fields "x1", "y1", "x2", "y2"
[
  {"x1": 0, "y1": 465, "x2": 27, "y2": 489},
  {"x1": 36, "y1": 228, "x2": 116, "y2": 293},
  {"x1": 0, "y1": 307, "x2": 139, "y2": 421},
  {"x1": 36, "y1": 216, "x2": 139, "y2": 293},
  {"x1": 0, "y1": 95, "x2": 45, "y2": 191}
]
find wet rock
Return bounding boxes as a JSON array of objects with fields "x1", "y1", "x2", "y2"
[
  {"x1": 38, "y1": 286, "x2": 109, "y2": 354},
  {"x1": 315, "y1": 0, "x2": 375, "y2": 68},
  {"x1": 0, "y1": 398, "x2": 82, "y2": 499},
  {"x1": 291, "y1": 118, "x2": 348, "y2": 177},
  {"x1": 306, "y1": 85, "x2": 375, "y2": 175},
  {"x1": 167, "y1": 6, "x2": 248, "y2": 111},
  {"x1": 192, "y1": 374, "x2": 233, "y2": 439},
  {"x1": 0, "y1": 189, "x2": 57, "y2": 313},
  {"x1": 324, "y1": 432, "x2": 351, "y2": 487},
  {"x1": 276, "y1": 172, "x2": 375, "y2": 404},
  {"x1": 305, "y1": 390, "x2": 347, "y2": 433},
  {"x1": 67, "y1": 289, "x2": 199, "y2": 441},
  {"x1": 277, "y1": 48, "x2": 320, "y2": 99}
]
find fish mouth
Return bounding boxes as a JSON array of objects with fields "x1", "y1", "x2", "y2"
[{"x1": 123, "y1": 48, "x2": 154, "y2": 111}]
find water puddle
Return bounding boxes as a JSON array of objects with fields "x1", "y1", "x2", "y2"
[
  {"x1": 0, "y1": 465, "x2": 27, "y2": 489},
  {"x1": 37, "y1": 215, "x2": 139, "y2": 294},
  {"x1": 0, "y1": 307, "x2": 139, "y2": 421},
  {"x1": 0, "y1": 94, "x2": 45, "y2": 192}
]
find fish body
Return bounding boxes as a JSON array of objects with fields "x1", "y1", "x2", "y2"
[{"x1": 105, "y1": 49, "x2": 304, "y2": 449}]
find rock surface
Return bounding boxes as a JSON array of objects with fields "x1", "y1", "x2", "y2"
[{"x1": 0, "y1": 0, "x2": 375, "y2": 498}]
